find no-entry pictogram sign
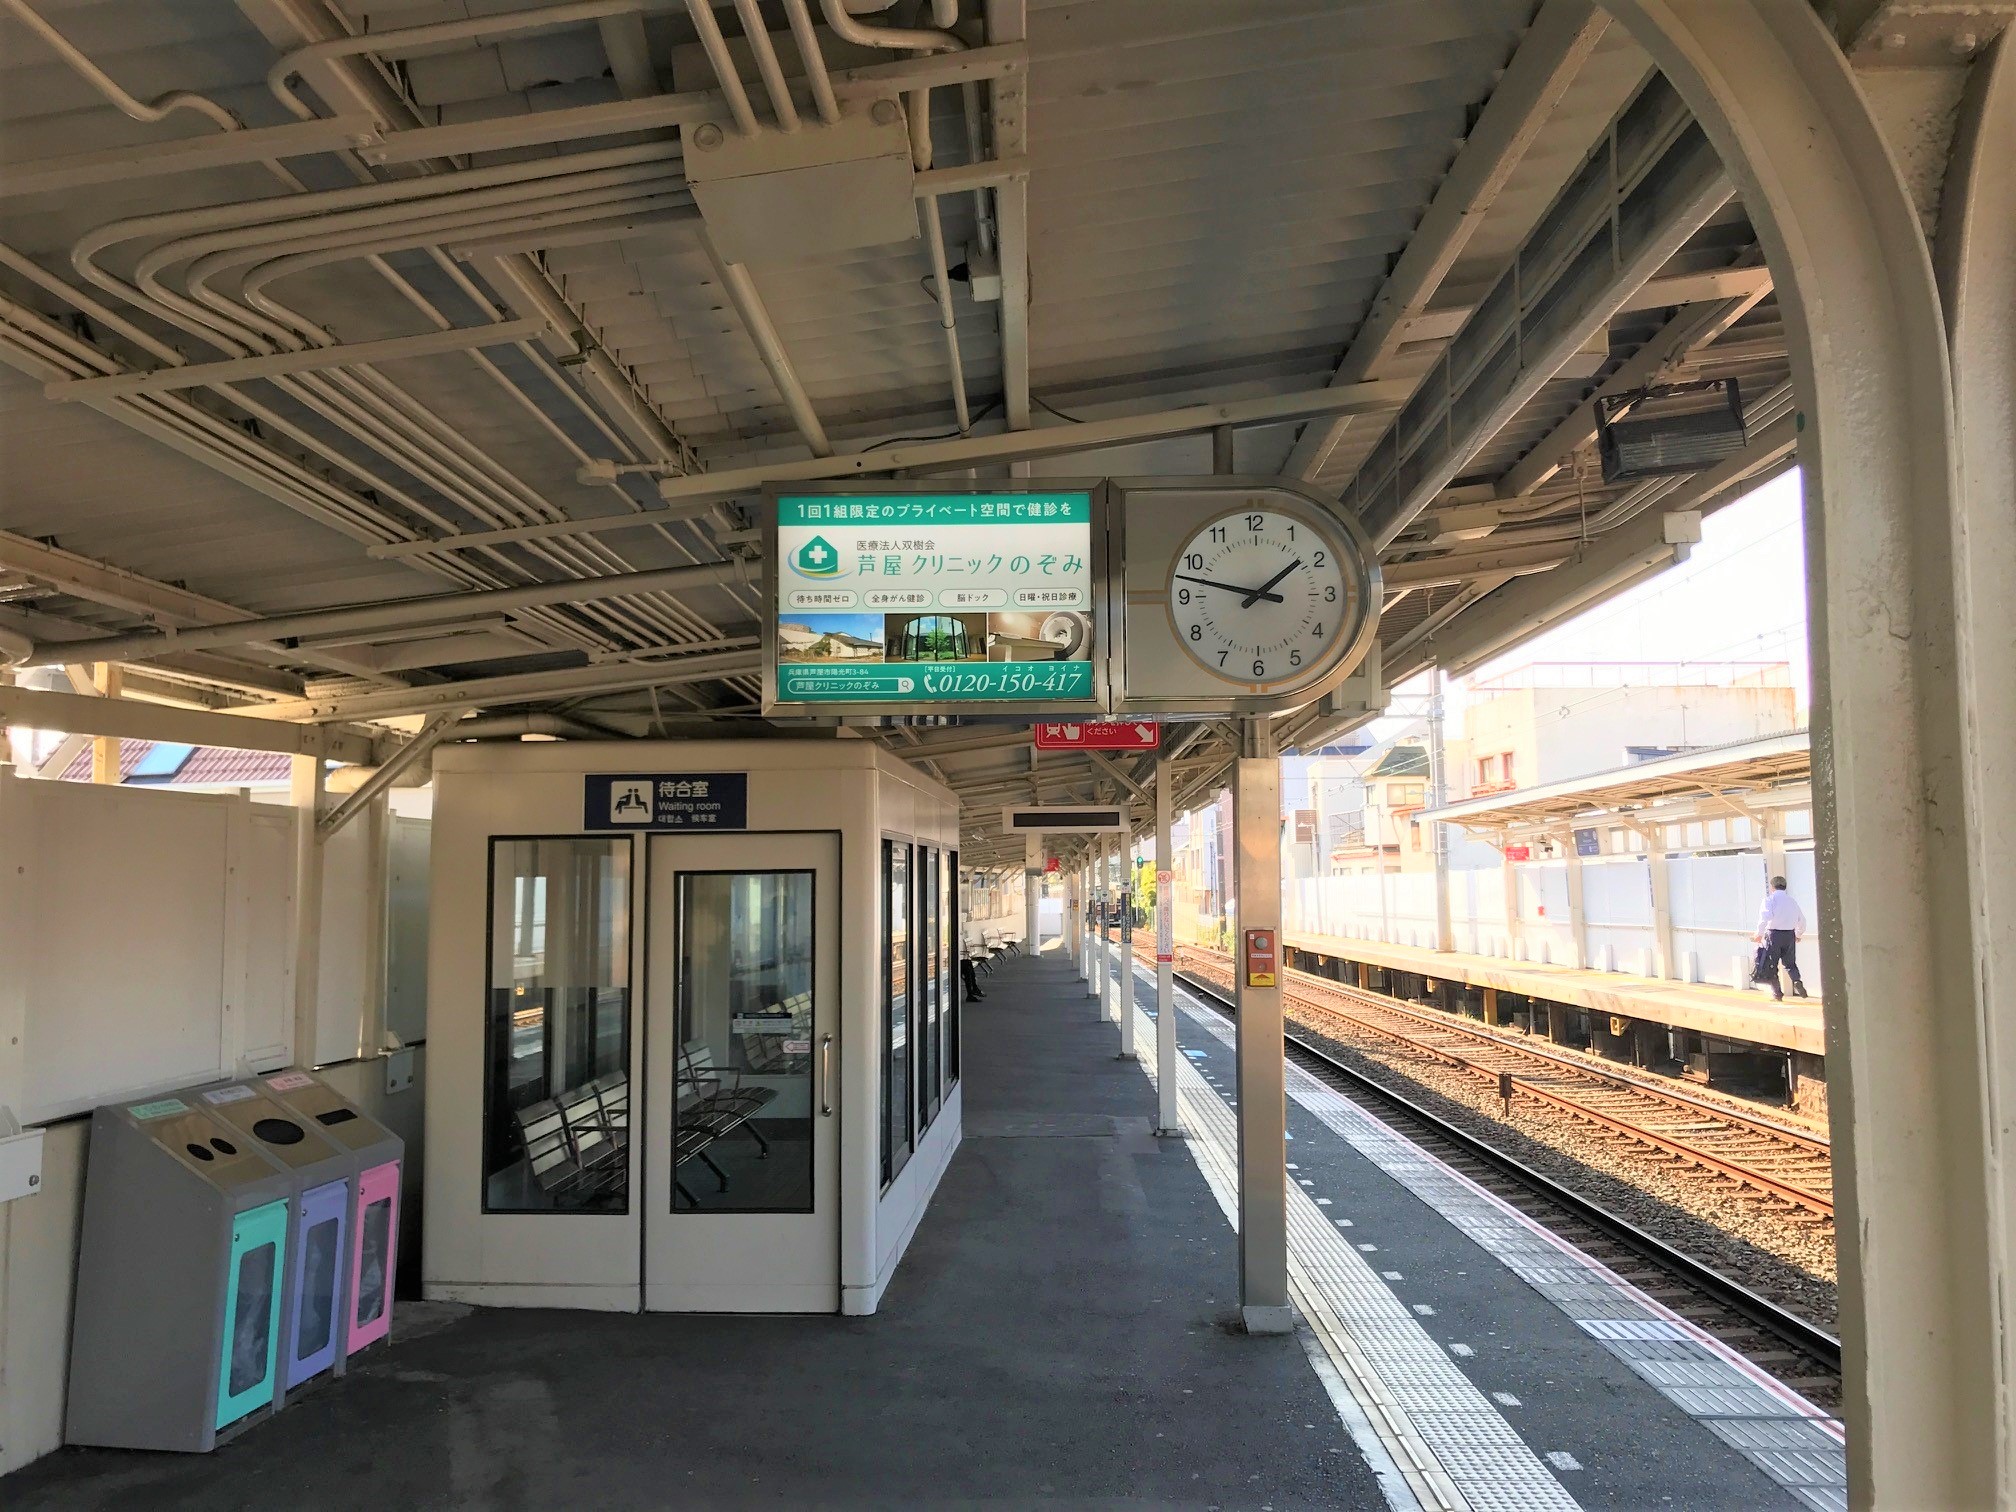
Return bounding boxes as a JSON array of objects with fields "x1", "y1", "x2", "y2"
[{"x1": 1032, "y1": 720, "x2": 1159, "y2": 751}]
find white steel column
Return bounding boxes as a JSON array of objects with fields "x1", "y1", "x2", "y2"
[
  {"x1": 1603, "y1": 8, "x2": 2009, "y2": 1500},
  {"x1": 1234, "y1": 723, "x2": 1290, "y2": 1332},
  {"x1": 1117, "y1": 835, "x2": 1135, "y2": 1058},
  {"x1": 1428, "y1": 668, "x2": 1455, "y2": 952},
  {"x1": 289, "y1": 753, "x2": 327, "y2": 1069},
  {"x1": 1095, "y1": 841, "x2": 1110, "y2": 1008},
  {"x1": 1082, "y1": 857, "x2": 1096, "y2": 993},
  {"x1": 1560, "y1": 829, "x2": 1590, "y2": 970},
  {"x1": 1024, "y1": 832, "x2": 1041, "y2": 953},
  {"x1": 1155, "y1": 754, "x2": 1180, "y2": 1134},
  {"x1": 1102, "y1": 835, "x2": 1119, "y2": 1022},
  {"x1": 1638, "y1": 821, "x2": 1676, "y2": 980}
]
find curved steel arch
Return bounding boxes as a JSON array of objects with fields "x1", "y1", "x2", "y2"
[{"x1": 1602, "y1": 4, "x2": 2007, "y2": 1506}]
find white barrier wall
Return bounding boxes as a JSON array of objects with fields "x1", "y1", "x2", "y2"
[
  {"x1": 0, "y1": 770, "x2": 430, "y2": 1475},
  {"x1": 1287, "y1": 846, "x2": 1824, "y2": 994}
]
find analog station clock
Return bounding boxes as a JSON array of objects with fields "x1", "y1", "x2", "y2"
[{"x1": 1166, "y1": 505, "x2": 1356, "y2": 690}]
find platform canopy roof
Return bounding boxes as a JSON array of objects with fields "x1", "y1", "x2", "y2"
[
  {"x1": 1416, "y1": 727, "x2": 1811, "y2": 837},
  {"x1": 0, "y1": 0, "x2": 1837, "y2": 862}
]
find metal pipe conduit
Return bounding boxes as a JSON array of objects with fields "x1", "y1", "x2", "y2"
[
  {"x1": 23, "y1": 21, "x2": 732, "y2": 669},
  {"x1": 685, "y1": 0, "x2": 762, "y2": 135},
  {"x1": 781, "y1": 0, "x2": 842, "y2": 125},
  {"x1": 731, "y1": 0, "x2": 803, "y2": 131},
  {"x1": 1, "y1": 0, "x2": 242, "y2": 132},
  {"x1": 13, "y1": 557, "x2": 758, "y2": 671}
]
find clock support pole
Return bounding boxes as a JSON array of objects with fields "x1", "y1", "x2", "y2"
[
  {"x1": 1234, "y1": 718, "x2": 1292, "y2": 1333},
  {"x1": 1153, "y1": 754, "x2": 1181, "y2": 1137}
]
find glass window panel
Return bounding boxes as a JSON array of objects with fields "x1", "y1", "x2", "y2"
[
  {"x1": 883, "y1": 840, "x2": 912, "y2": 1186},
  {"x1": 297, "y1": 1217, "x2": 340, "y2": 1358},
  {"x1": 917, "y1": 849, "x2": 935, "y2": 1131},
  {"x1": 355, "y1": 1198, "x2": 392, "y2": 1325},
  {"x1": 484, "y1": 837, "x2": 631, "y2": 1213},
  {"x1": 947, "y1": 850, "x2": 960, "y2": 1086},
  {"x1": 229, "y1": 1244, "x2": 276, "y2": 1396},
  {"x1": 672, "y1": 870, "x2": 815, "y2": 1212}
]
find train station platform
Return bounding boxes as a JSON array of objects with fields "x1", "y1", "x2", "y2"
[
  {"x1": 1284, "y1": 930, "x2": 1828, "y2": 1058},
  {"x1": 1113, "y1": 952, "x2": 1848, "y2": 1511},
  {"x1": 2, "y1": 954, "x2": 1371, "y2": 1511}
]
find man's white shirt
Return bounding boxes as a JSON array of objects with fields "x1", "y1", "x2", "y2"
[{"x1": 1758, "y1": 890, "x2": 1806, "y2": 935}]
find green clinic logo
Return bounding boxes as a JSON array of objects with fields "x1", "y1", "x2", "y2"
[{"x1": 792, "y1": 535, "x2": 841, "y2": 577}]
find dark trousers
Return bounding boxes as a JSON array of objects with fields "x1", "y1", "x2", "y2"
[
  {"x1": 960, "y1": 958, "x2": 983, "y2": 999},
  {"x1": 1762, "y1": 929, "x2": 1804, "y2": 997}
]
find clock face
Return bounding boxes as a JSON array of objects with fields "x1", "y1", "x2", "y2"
[{"x1": 1166, "y1": 507, "x2": 1353, "y2": 688}]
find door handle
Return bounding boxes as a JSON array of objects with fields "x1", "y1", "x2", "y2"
[{"x1": 819, "y1": 1033, "x2": 835, "y2": 1117}]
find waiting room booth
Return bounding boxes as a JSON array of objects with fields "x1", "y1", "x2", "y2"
[{"x1": 424, "y1": 740, "x2": 962, "y2": 1315}]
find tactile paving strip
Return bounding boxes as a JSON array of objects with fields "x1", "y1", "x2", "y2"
[
  {"x1": 1152, "y1": 971, "x2": 1849, "y2": 1507},
  {"x1": 1123, "y1": 980, "x2": 1578, "y2": 1512}
]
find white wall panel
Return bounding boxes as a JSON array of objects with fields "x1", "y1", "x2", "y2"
[{"x1": 8, "y1": 780, "x2": 294, "y2": 1123}]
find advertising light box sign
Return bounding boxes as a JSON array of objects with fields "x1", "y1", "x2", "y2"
[{"x1": 771, "y1": 491, "x2": 1097, "y2": 708}]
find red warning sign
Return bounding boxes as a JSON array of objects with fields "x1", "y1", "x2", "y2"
[{"x1": 1032, "y1": 721, "x2": 1160, "y2": 751}]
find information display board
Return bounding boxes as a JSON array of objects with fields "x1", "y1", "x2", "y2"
[{"x1": 767, "y1": 488, "x2": 1100, "y2": 713}]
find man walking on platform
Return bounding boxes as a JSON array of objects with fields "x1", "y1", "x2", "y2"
[{"x1": 1753, "y1": 875, "x2": 1809, "y2": 1001}]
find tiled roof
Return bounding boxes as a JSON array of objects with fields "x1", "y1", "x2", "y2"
[{"x1": 56, "y1": 739, "x2": 293, "y2": 787}]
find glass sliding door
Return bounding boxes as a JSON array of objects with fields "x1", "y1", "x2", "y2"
[
  {"x1": 883, "y1": 839, "x2": 912, "y2": 1186},
  {"x1": 670, "y1": 870, "x2": 816, "y2": 1212},
  {"x1": 483, "y1": 837, "x2": 631, "y2": 1213},
  {"x1": 644, "y1": 832, "x2": 840, "y2": 1312},
  {"x1": 942, "y1": 849, "x2": 958, "y2": 1092}
]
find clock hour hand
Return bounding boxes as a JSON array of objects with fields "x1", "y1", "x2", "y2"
[
  {"x1": 1174, "y1": 573, "x2": 1285, "y2": 605},
  {"x1": 1240, "y1": 559, "x2": 1302, "y2": 608}
]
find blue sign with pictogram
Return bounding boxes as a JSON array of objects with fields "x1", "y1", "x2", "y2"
[{"x1": 584, "y1": 773, "x2": 748, "y2": 831}]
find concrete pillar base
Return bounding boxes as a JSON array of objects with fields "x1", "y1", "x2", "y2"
[{"x1": 1240, "y1": 1304, "x2": 1296, "y2": 1335}]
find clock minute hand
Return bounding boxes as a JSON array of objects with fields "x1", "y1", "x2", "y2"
[
  {"x1": 1240, "y1": 559, "x2": 1302, "y2": 608},
  {"x1": 1174, "y1": 573, "x2": 1285, "y2": 605}
]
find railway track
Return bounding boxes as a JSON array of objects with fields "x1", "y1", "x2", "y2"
[
  {"x1": 1174, "y1": 945, "x2": 1835, "y2": 1219},
  {"x1": 1169, "y1": 964, "x2": 1844, "y2": 1386}
]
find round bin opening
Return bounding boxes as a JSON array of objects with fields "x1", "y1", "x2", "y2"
[
  {"x1": 211, "y1": 1137, "x2": 238, "y2": 1155},
  {"x1": 252, "y1": 1117, "x2": 306, "y2": 1146},
  {"x1": 185, "y1": 1142, "x2": 215, "y2": 1161}
]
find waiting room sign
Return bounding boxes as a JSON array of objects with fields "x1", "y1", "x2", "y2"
[{"x1": 583, "y1": 773, "x2": 749, "y2": 830}]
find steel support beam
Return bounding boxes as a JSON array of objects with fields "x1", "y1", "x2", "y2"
[
  {"x1": 650, "y1": 380, "x2": 1410, "y2": 506},
  {"x1": 233, "y1": 647, "x2": 760, "y2": 724},
  {"x1": 0, "y1": 682, "x2": 377, "y2": 763},
  {"x1": 2, "y1": 113, "x2": 382, "y2": 197},
  {"x1": 1234, "y1": 722, "x2": 1289, "y2": 1332},
  {"x1": 19, "y1": 557, "x2": 755, "y2": 671},
  {"x1": 317, "y1": 709, "x2": 463, "y2": 838},
  {"x1": 1282, "y1": 0, "x2": 1615, "y2": 480},
  {"x1": 1345, "y1": 74, "x2": 1733, "y2": 549}
]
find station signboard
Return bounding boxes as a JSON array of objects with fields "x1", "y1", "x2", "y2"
[
  {"x1": 1031, "y1": 720, "x2": 1159, "y2": 751},
  {"x1": 766, "y1": 486, "x2": 1101, "y2": 714}
]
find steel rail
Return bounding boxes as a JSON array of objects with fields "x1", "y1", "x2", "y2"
[
  {"x1": 1175, "y1": 947, "x2": 1835, "y2": 1217},
  {"x1": 1170, "y1": 968, "x2": 1843, "y2": 1375},
  {"x1": 1269, "y1": 953, "x2": 1831, "y2": 1154}
]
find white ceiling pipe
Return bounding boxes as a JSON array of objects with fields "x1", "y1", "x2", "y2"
[
  {"x1": 700, "y1": 233, "x2": 834, "y2": 456},
  {"x1": 780, "y1": 0, "x2": 843, "y2": 124},
  {"x1": 23, "y1": 12, "x2": 719, "y2": 666},
  {"x1": 70, "y1": 140, "x2": 678, "y2": 317},
  {"x1": 267, "y1": 0, "x2": 678, "y2": 121},
  {"x1": 685, "y1": 0, "x2": 763, "y2": 134},
  {"x1": 731, "y1": 0, "x2": 803, "y2": 131},
  {"x1": 920, "y1": 196, "x2": 972, "y2": 433},
  {"x1": 1, "y1": 0, "x2": 242, "y2": 131},
  {"x1": 116, "y1": 181, "x2": 716, "y2": 656},
  {"x1": 817, "y1": 0, "x2": 963, "y2": 169},
  {"x1": 14, "y1": 556, "x2": 757, "y2": 671}
]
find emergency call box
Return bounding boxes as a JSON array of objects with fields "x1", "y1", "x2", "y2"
[{"x1": 1243, "y1": 928, "x2": 1278, "y2": 987}]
